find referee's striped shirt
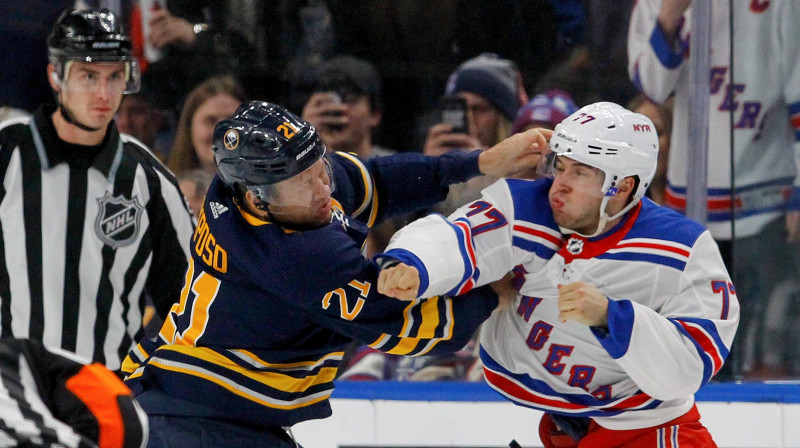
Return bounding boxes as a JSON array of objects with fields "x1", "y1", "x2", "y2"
[
  {"x1": 0, "y1": 105, "x2": 194, "y2": 370},
  {"x1": 0, "y1": 338, "x2": 148, "y2": 447}
]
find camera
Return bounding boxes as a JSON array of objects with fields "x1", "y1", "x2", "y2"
[{"x1": 440, "y1": 95, "x2": 469, "y2": 134}]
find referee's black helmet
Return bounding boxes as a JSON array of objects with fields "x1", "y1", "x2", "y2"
[
  {"x1": 213, "y1": 101, "x2": 327, "y2": 188},
  {"x1": 47, "y1": 8, "x2": 140, "y2": 93}
]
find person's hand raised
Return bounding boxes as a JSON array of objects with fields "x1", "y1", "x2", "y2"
[
  {"x1": 478, "y1": 128, "x2": 552, "y2": 179},
  {"x1": 148, "y1": 8, "x2": 196, "y2": 49},
  {"x1": 422, "y1": 123, "x2": 481, "y2": 157}
]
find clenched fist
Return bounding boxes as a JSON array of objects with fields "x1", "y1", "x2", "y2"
[
  {"x1": 377, "y1": 263, "x2": 420, "y2": 301},
  {"x1": 557, "y1": 281, "x2": 609, "y2": 327}
]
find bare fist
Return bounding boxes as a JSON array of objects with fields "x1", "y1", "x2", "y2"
[
  {"x1": 377, "y1": 263, "x2": 421, "y2": 301},
  {"x1": 557, "y1": 281, "x2": 609, "y2": 327}
]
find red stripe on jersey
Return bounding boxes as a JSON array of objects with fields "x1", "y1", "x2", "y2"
[
  {"x1": 454, "y1": 221, "x2": 476, "y2": 265},
  {"x1": 484, "y1": 367, "x2": 655, "y2": 413},
  {"x1": 791, "y1": 115, "x2": 800, "y2": 129},
  {"x1": 665, "y1": 186, "x2": 791, "y2": 212},
  {"x1": 559, "y1": 203, "x2": 642, "y2": 263},
  {"x1": 665, "y1": 190, "x2": 743, "y2": 211},
  {"x1": 456, "y1": 279, "x2": 475, "y2": 296},
  {"x1": 484, "y1": 368, "x2": 584, "y2": 411},
  {"x1": 678, "y1": 321, "x2": 724, "y2": 374},
  {"x1": 615, "y1": 241, "x2": 690, "y2": 258},
  {"x1": 513, "y1": 224, "x2": 563, "y2": 246},
  {"x1": 454, "y1": 220, "x2": 477, "y2": 293}
]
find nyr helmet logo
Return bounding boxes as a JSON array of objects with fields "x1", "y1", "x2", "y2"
[
  {"x1": 566, "y1": 237, "x2": 584, "y2": 255},
  {"x1": 224, "y1": 129, "x2": 239, "y2": 150},
  {"x1": 95, "y1": 192, "x2": 143, "y2": 249}
]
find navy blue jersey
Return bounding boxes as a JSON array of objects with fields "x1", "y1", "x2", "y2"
[{"x1": 123, "y1": 150, "x2": 498, "y2": 427}]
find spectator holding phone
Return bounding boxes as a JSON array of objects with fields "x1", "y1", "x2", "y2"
[
  {"x1": 423, "y1": 53, "x2": 529, "y2": 214},
  {"x1": 301, "y1": 55, "x2": 397, "y2": 260},
  {"x1": 302, "y1": 56, "x2": 393, "y2": 160}
]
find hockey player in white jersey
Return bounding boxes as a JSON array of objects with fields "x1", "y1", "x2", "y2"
[{"x1": 377, "y1": 102, "x2": 739, "y2": 447}]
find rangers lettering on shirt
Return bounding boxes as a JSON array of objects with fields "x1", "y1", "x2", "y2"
[{"x1": 709, "y1": 66, "x2": 763, "y2": 130}]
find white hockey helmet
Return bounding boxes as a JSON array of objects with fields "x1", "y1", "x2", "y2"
[{"x1": 547, "y1": 102, "x2": 659, "y2": 233}]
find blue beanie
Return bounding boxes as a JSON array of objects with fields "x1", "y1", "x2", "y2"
[{"x1": 445, "y1": 53, "x2": 523, "y2": 120}]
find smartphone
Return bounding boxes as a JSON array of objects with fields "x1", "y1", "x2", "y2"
[
  {"x1": 440, "y1": 95, "x2": 469, "y2": 134},
  {"x1": 323, "y1": 92, "x2": 343, "y2": 118},
  {"x1": 322, "y1": 92, "x2": 344, "y2": 131}
]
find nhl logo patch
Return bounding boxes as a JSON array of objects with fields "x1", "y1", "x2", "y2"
[
  {"x1": 95, "y1": 192, "x2": 143, "y2": 249},
  {"x1": 566, "y1": 237, "x2": 584, "y2": 255}
]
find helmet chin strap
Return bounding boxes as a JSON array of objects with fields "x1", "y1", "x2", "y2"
[
  {"x1": 567, "y1": 196, "x2": 612, "y2": 239},
  {"x1": 566, "y1": 193, "x2": 638, "y2": 239},
  {"x1": 55, "y1": 89, "x2": 102, "y2": 133}
]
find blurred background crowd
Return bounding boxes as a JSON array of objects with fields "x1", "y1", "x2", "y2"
[{"x1": 1, "y1": 0, "x2": 797, "y2": 383}]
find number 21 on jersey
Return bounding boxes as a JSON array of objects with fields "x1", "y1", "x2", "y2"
[{"x1": 159, "y1": 259, "x2": 221, "y2": 346}]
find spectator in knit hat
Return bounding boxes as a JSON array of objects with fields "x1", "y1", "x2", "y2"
[
  {"x1": 302, "y1": 55, "x2": 393, "y2": 160},
  {"x1": 512, "y1": 89, "x2": 578, "y2": 133},
  {"x1": 422, "y1": 53, "x2": 528, "y2": 215},
  {"x1": 424, "y1": 53, "x2": 528, "y2": 157}
]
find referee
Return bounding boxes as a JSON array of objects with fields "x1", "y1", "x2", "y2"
[
  {"x1": 0, "y1": 338, "x2": 148, "y2": 447},
  {"x1": 0, "y1": 8, "x2": 194, "y2": 370}
]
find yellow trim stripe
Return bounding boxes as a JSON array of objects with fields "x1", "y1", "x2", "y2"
[
  {"x1": 415, "y1": 298, "x2": 455, "y2": 356},
  {"x1": 368, "y1": 333, "x2": 391, "y2": 349},
  {"x1": 330, "y1": 198, "x2": 344, "y2": 214},
  {"x1": 335, "y1": 152, "x2": 373, "y2": 216},
  {"x1": 237, "y1": 203, "x2": 272, "y2": 226},
  {"x1": 417, "y1": 296, "x2": 441, "y2": 339},
  {"x1": 229, "y1": 349, "x2": 345, "y2": 371},
  {"x1": 120, "y1": 342, "x2": 151, "y2": 374},
  {"x1": 366, "y1": 176, "x2": 379, "y2": 227},
  {"x1": 399, "y1": 299, "x2": 419, "y2": 337},
  {"x1": 120, "y1": 356, "x2": 140, "y2": 375},
  {"x1": 387, "y1": 297, "x2": 456, "y2": 356},
  {"x1": 386, "y1": 336, "x2": 421, "y2": 355},
  {"x1": 158, "y1": 345, "x2": 338, "y2": 393},
  {"x1": 147, "y1": 358, "x2": 332, "y2": 410},
  {"x1": 125, "y1": 366, "x2": 145, "y2": 380}
]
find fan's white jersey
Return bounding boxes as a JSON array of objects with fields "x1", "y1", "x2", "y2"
[
  {"x1": 628, "y1": 0, "x2": 800, "y2": 239},
  {"x1": 383, "y1": 178, "x2": 740, "y2": 430}
]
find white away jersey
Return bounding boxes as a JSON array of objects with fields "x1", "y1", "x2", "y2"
[
  {"x1": 383, "y1": 178, "x2": 740, "y2": 430},
  {"x1": 628, "y1": 0, "x2": 800, "y2": 239}
]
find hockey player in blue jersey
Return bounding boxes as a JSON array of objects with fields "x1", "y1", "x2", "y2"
[
  {"x1": 121, "y1": 101, "x2": 547, "y2": 447},
  {"x1": 379, "y1": 102, "x2": 739, "y2": 447}
]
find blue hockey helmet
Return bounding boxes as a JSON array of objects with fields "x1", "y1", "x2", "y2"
[{"x1": 213, "y1": 101, "x2": 327, "y2": 188}]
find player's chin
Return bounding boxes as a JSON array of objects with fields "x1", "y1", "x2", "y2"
[{"x1": 551, "y1": 210, "x2": 570, "y2": 228}]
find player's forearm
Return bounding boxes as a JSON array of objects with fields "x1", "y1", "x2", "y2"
[
  {"x1": 366, "y1": 150, "x2": 482, "y2": 220},
  {"x1": 628, "y1": 0, "x2": 685, "y2": 102},
  {"x1": 597, "y1": 300, "x2": 706, "y2": 400}
]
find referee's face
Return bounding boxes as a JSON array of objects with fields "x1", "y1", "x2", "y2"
[{"x1": 59, "y1": 62, "x2": 126, "y2": 131}]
